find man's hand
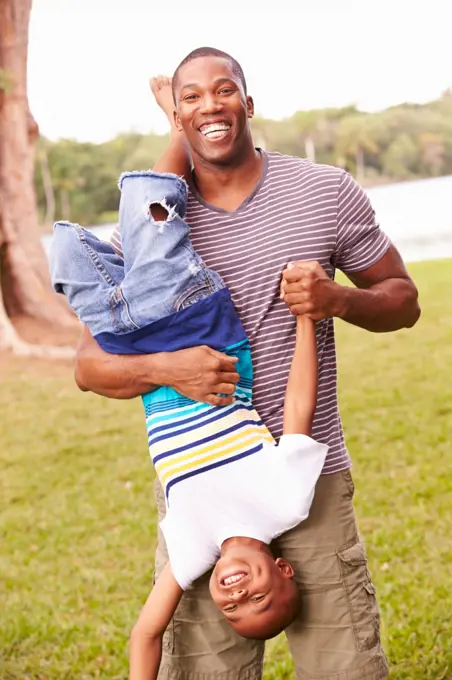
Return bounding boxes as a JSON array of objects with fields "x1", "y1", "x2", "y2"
[
  {"x1": 280, "y1": 246, "x2": 420, "y2": 332},
  {"x1": 160, "y1": 345, "x2": 240, "y2": 406},
  {"x1": 75, "y1": 327, "x2": 239, "y2": 403},
  {"x1": 280, "y1": 262, "x2": 344, "y2": 320}
]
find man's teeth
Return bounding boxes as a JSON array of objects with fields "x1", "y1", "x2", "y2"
[
  {"x1": 223, "y1": 572, "x2": 246, "y2": 586},
  {"x1": 200, "y1": 123, "x2": 231, "y2": 138}
]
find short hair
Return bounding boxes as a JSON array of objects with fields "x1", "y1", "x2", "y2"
[
  {"x1": 237, "y1": 582, "x2": 302, "y2": 641},
  {"x1": 172, "y1": 47, "x2": 247, "y2": 102}
]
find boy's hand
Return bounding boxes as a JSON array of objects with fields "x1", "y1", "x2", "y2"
[
  {"x1": 156, "y1": 346, "x2": 240, "y2": 406},
  {"x1": 280, "y1": 261, "x2": 345, "y2": 320}
]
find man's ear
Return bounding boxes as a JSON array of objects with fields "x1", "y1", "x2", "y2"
[
  {"x1": 246, "y1": 95, "x2": 254, "y2": 119},
  {"x1": 174, "y1": 110, "x2": 183, "y2": 131},
  {"x1": 275, "y1": 557, "x2": 295, "y2": 579}
]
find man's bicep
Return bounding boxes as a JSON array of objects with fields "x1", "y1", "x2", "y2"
[
  {"x1": 345, "y1": 244, "x2": 413, "y2": 290},
  {"x1": 77, "y1": 323, "x2": 94, "y2": 348},
  {"x1": 75, "y1": 325, "x2": 105, "y2": 390},
  {"x1": 76, "y1": 324, "x2": 103, "y2": 359}
]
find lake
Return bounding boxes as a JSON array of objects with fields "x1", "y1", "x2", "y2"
[{"x1": 42, "y1": 174, "x2": 452, "y2": 264}]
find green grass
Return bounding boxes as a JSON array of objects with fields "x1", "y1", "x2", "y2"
[{"x1": 1, "y1": 259, "x2": 451, "y2": 679}]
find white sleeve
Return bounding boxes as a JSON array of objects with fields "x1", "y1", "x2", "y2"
[
  {"x1": 159, "y1": 510, "x2": 218, "y2": 590},
  {"x1": 275, "y1": 434, "x2": 329, "y2": 522}
]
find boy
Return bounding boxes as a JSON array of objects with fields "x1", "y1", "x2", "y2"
[{"x1": 50, "y1": 77, "x2": 327, "y2": 680}]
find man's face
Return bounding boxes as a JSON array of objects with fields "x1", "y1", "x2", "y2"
[
  {"x1": 209, "y1": 546, "x2": 298, "y2": 637},
  {"x1": 173, "y1": 56, "x2": 254, "y2": 166}
]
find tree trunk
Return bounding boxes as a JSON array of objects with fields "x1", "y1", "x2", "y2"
[{"x1": 0, "y1": 0, "x2": 76, "y2": 349}]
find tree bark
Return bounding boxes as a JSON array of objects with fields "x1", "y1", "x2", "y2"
[{"x1": 0, "y1": 0, "x2": 76, "y2": 348}]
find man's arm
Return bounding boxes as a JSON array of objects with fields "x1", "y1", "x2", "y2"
[
  {"x1": 281, "y1": 169, "x2": 420, "y2": 332},
  {"x1": 281, "y1": 245, "x2": 420, "y2": 333},
  {"x1": 75, "y1": 326, "x2": 239, "y2": 404},
  {"x1": 75, "y1": 326, "x2": 160, "y2": 398},
  {"x1": 340, "y1": 245, "x2": 420, "y2": 330},
  {"x1": 129, "y1": 564, "x2": 183, "y2": 680}
]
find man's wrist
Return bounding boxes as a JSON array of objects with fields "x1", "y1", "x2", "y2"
[
  {"x1": 333, "y1": 282, "x2": 381, "y2": 322},
  {"x1": 147, "y1": 352, "x2": 172, "y2": 388},
  {"x1": 331, "y1": 281, "x2": 350, "y2": 319}
]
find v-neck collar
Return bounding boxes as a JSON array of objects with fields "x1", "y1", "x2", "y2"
[{"x1": 189, "y1": 149, "x2": 269, "y2": 216}]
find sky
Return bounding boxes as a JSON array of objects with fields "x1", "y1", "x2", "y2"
[{"x1": 28, "y1": 0, "x2": 451, "y2": 143}]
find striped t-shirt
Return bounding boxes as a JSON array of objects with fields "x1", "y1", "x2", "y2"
[
  {"x1": 111, "y1": 152, "x2": 391, "y2": 474},
  {"x1": 142, "y1": 330, "x2": 274, "y2": 501}
]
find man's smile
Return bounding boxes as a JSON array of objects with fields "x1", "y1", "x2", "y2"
[{"x1": 198, "y1": 120, "x2": 232, "y2": 140}]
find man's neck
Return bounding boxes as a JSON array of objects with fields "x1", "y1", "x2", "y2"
[{"x1": 192, "y1": 142, "x2": 263, "y2": 212}]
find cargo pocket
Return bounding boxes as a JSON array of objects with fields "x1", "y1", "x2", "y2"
[
  {"x1": 162, "y1": 619, "x2": 175, "y2": 654},
  {"x1": 337, "y1": 541, "x2": 381, "y2": 652}
]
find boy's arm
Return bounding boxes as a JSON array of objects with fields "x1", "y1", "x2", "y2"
[
  {"x1": 282, "y1": 305, "x2": 318, "y2": 437},
  {"x1": 129, "y1": 563, "x2": 183, "y2": 680}
]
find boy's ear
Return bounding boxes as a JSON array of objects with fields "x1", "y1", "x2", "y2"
[
  {"x1": 275, "y1": 557, "x2": 295, "y2": 579},
  {"x1": 246, "y1": 95, "x2": 254, "y2": 119}
]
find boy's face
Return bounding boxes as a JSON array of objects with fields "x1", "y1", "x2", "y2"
[{"x1": 209, "y1": 545, "x2": 300, "y2": 639}]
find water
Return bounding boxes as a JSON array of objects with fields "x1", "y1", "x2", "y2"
[
  {"x1": 42, "y1": 175, "x2": 452, "y2": 264},
  {"x1": 365, "y1": 175, "x2": 452, "y2": 263}
]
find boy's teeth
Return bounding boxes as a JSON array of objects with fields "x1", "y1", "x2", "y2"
[{"x1": 223, "y1": 572, "x2": 246, "y2": 585}]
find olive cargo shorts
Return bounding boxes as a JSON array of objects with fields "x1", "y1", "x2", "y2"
[{"x1": 153, "y1": 469, "x2": 389, "y2": 680}]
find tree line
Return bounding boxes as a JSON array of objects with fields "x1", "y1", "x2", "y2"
[{"x1": 35, "y1": 91, "x2": 452, "y2": 230}]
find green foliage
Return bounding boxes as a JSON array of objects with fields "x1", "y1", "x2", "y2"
[
  {"x1": 35, "y1": 132, "x2": 170, "y2": 228},
  {"x1": 382, "y1": 134, "x2": 418, "y2": 179},
  {"x1": 35, "y1": 93, "x2": 452, "y2": 229},
  {"x1": 1, "y1": 259, "x2": 451, "y2": 679}
]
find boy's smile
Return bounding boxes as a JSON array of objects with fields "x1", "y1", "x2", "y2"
[{"x1": 208, "y1": 539, "x2": 300, "y2": 638}]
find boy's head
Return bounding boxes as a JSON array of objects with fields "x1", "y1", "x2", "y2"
[{"x1": 209, "y1": 539, "x2": 301, "y2": 639}]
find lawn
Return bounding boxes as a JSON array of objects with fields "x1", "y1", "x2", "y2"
[{"x1": 1, "y1": 259, "x2": 451, "y2": 679}]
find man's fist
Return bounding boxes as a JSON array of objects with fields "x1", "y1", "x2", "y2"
[{"x1": 280, "y1": 261, "x2": 344, "y2": 320}]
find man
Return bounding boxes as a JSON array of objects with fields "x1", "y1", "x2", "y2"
[{"x1": 75, "y1": 48, "x2": 420, "y2": 680}]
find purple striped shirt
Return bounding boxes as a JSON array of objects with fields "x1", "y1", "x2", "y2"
[{"x1": 111, "y1": 152, "x2": 391, "y2": 473}]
